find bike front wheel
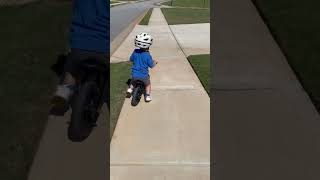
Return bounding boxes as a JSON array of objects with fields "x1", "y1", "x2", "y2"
[{"x1": 131, "y1": 86, "x2": 143, "y2": 106}]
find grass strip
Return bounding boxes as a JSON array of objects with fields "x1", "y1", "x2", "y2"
[
  {"x1": 0, "y1": 1, "x2": 71, "y2": 179},
  {"x1": 110, "y1": 62, "x2": 131, "y2": 137},
  {"x1": 163, "y1": 0, "x2": 210, "y2": 8},
  {"x1": 188, "y1": 54, "x2": 210, "y2": 94},
  {"x1": 161, "y1": 8, "x2": 209, "y2": 25},
  {"x1": 253, "y1": 0, "x2": 320, "y2": 111},
  {"x1": 139, "y1": 8, "x2": 153, "y2": 25}
]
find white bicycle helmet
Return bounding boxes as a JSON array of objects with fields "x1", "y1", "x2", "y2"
[{"x1": 134, "y1": 32, "x2": 153, "y2": 49}]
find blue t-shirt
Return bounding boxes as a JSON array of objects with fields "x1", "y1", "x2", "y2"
[
  {"x1": 69, "y1": 0, "x2": 109, "y2": 54},
  {"x1": 130, "y1": 49, "x2": 154, "y2": 78}
]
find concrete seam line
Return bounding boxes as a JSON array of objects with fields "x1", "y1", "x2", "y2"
[
  {"x1": 152, "y1": 89, "x2": 200, "y2": 91},
  {"x1": 152, "y1": 85, "x2": 197, "y2": 90},
  {"x1": 110, "y1": 55, "x2": 130, "y2": 62},
  {"x1": 213, "y1": 88, "x2": 275, "y2": 91},
  {"x1": 110, "y1": 9, "x2": 149, "y2": 56},
  {"x1": 167, "y1": 23, "x2": 188, "y2": 58},
  {"x1": 110, "y1": 162, "x2": 210, "y2": 166},
  {"x1": 165, "y1": 12, "x2": 210, "y2": 96}
]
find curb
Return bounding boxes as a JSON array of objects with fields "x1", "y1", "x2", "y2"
[
  {"x1": 111, "y1": 0, "x2": 151, "y2": 8},
  {"x1": 110, "y1": 2, "x2": 128, "y2": 7},
  {"x1": 110, "y1": 9, "x2": 148, "y2": 56},
  {"x1": 130, "y1": 0, "x2": 152, "y2": 3}
]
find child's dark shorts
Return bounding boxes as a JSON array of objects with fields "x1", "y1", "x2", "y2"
[
  {"x1": 63, "y1": 48, "x2": 110, "y2": 105},
  {"x1": 64, "y1": 48, "x2": 109, "y2": 80},
  {"x1": 132, "y1": 76, "x2": 150, "y2": 86}
]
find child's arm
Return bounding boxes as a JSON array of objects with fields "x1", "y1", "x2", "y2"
[
  {"x1": 149, "y1": 59, "x2": 158, "y2": 68},
  {"x1": 129, "y1": 52, "x2": 134, "y2": 62},
  {"x1": 147, "y1": 54, "x2": 158, "y2": 68},
  {"x1": 153, "y1": 59, "x2": 158, "y2": 67}
]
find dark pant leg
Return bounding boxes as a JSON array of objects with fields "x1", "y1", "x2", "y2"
[{"x1": 64, "y1": 48, "x2": 109, "y2": 107}]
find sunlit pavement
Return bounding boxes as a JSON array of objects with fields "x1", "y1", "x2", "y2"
[{"x1": 110, "y1": 8, "x2": 210, "y2": 180}]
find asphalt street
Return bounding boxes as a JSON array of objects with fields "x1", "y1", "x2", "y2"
[{"x1": 110, "y1": 0, "x2": 163, "y2": 42}]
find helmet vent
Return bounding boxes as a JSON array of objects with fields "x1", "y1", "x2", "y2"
[{"x1": 135, "y1": 32, "x2": 153, "y2": 48}]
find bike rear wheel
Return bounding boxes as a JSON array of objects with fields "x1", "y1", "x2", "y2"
[{"x1": 68, "y1": 81, "x2": 100, "y2": 141}]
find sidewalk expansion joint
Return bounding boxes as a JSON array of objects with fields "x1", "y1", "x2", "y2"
[
  {"x1": 152, "y1": 86, "x2": 204, "y2": 92},
  {"x1": 213, "y1": 86, "x2": 306, "y2": 93},
  {"x1": 111, "y1": 162, "x2": 210, "y2": 167},
  {"x1": 153, "y1": 89, "x2": 201, "y2": 93},
  {"x1": 213, "y1": 88, "x2": 275, "y2": 92}
]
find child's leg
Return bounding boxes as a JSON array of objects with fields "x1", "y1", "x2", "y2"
[
  {"x1": 126, "y1": 81, "x2": 134, "y2": 98},
  {"x1": 145, "y1": 83, "x2": 151, "y2": 95},
  {"x1": 128, "y1": 78, "x2": 134, "y2": 90},
  {"x1": 54, "y1": 72, "x2": 76, "y2": 101},
  {"x1": 63, "y1": 72, "x2": 76, "y2": 85},
  {"x1": 50, "y1": 72, "x2": 75, "y2": 115},
  {"x1": 145, "y1": 83, "x2": 152, "y2": 102}
]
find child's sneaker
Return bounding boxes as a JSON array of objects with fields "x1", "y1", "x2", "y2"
[
  {"x1": 145, "y1": 94, "x2": 152, "y2": 102},
  {"x1": 50, "y1": 95, "x2": 69, "y2": 116},
  {"x1": 126, "y1": 88, "x2": 133, "y2": 98},
  {"x1": 49, "y1": 85, "x2": 73, "y2": 116}
]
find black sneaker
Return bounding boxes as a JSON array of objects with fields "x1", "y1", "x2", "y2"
[{"x1": 49, "y1": 96, "x2": 70, "y2": 116}]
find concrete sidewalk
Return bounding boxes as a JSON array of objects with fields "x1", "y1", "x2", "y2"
[
  {"x1": 213, "y1": 0, "x2": 320, "y2": 179},
  {"x1": 170, "y1": 23, "x2": 210, "y2": 56},
  {"x1": 28, "y1": 106, "x2": 109, "y2": 180},
  {"x1": 111, "y1": 23, "x2": 210, "y2": 62},
  {"x1": 110, "y1": 8, "x2": 210, "y2": 179}
]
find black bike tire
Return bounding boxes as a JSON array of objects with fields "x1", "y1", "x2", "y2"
[
  {"x1": 68, "y1": 81, "x2": 98, "y2": 141},
  {"x1": 131, "y1": 86, "x2": 141, "y2": 106}
]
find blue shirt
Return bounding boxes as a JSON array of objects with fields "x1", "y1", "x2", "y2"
[
  {"x1": 130, "y1": 49, "x2": 154, "y2": 78},
  {"x1": 70, "y1": 0, "x2": 109, "y2": 54}
]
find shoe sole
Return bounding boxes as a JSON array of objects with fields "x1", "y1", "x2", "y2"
[
  {"x1": 126, "y1": 92, "x2": 132, "y2": 98},
  {"x1": 49, "y1": 96, "x2": 69, "y2": 116}
]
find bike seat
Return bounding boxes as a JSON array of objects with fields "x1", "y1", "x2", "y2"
[
  {"x1": 132, "y1": 80, "x2": 145, "y2": 86},
  {"x1": 51, "y1": 54, "x2": 68, "y2": 76},
  {"x1": 80, "y1": 58, "x2": 107, "y2": 72},
  {"x1": 126, "y1": 78, "x2": 132, "y2": 86}
]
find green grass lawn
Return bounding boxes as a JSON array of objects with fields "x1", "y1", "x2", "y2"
[
  {"x1": 0, "y1": 1, "x2": 71, "y2": 179},
  {"x1": 163, "y1": 0, "x2": 210, "y2": 8},
  {"x1": 188, "y1": 54, "x2": 210, "y2": 94},
  {"x1": 139, "y1": 8, "x2": 153, "y2": 25},
  {"x1": 253, "y1": 0, "x2": 320, "y2": 111},
  {"x1": 161, "y1": 8, "x2": 210, "y2": 25},
  {"x1": 110, "y1": 62, "x2": 131, "y2": 138}
]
